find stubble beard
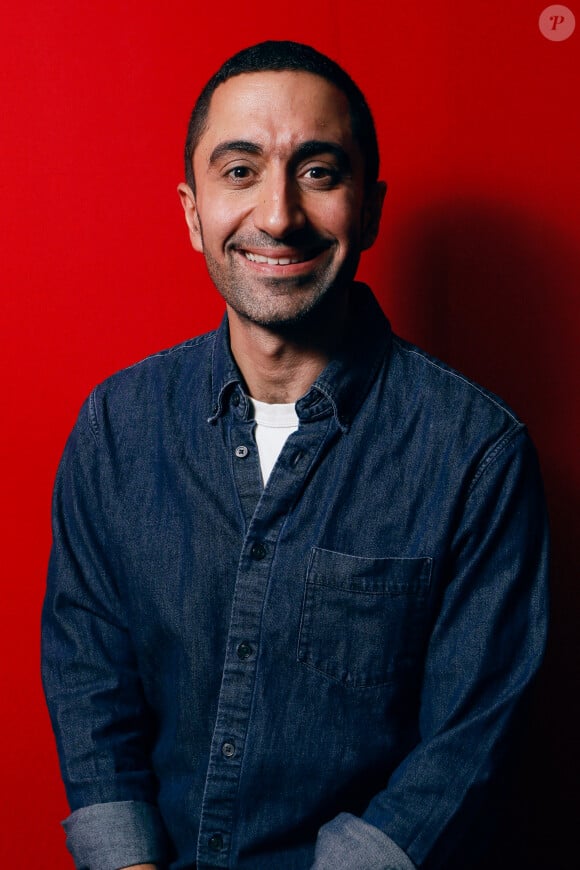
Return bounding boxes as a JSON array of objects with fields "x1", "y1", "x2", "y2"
[
  {"x1": 208, "y1": 259, "x2": 332, "y2": 330},
  {"x1": 201, "y1": 237, "x2": 360, "y2": 334}
]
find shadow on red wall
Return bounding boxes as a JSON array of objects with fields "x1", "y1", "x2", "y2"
[{"x1": 389, "y1": 199, "x2": 579, "y2": 868}]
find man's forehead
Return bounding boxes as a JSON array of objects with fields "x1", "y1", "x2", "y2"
[
  {"x1": 201, "y1": 70, "x2": 353, "y2": 144},
  {"x1": 211, "y1": 68, "x2": 346, "y2": 100}
]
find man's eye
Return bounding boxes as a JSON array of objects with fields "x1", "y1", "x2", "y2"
[
  {"x1": 304, "y1": 166, "x2": 339, "y2": 184},
  {"x1": 227, "y1": 166, "x2": 252, "y2": 180}
]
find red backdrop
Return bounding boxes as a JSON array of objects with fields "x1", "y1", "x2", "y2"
[{"x1": 2, "y1": 2, "x2": 578, "y2": 865}]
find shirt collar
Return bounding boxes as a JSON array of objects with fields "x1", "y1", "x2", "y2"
[{"x1": 209, "y1": 283, "x2": 392, "y2": 431}]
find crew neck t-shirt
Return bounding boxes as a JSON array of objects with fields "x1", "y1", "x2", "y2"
[{"x1": 248, "y1": 397, "x2": 299, "y2": 485}]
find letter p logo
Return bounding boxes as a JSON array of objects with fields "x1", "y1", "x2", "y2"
[{"x1": 540, "y1": 5, "x2": 576, "y2": 41}]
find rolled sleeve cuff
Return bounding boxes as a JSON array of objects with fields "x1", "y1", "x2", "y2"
[
  {"x1": 62, "y1": 800, "x2": 169, "y2": 870},
  {"x1": 312, "y1": 812, "x2": 416, "y2": 870}
]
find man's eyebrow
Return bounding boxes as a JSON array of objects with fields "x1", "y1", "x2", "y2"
[
  {"x1": 293, "y1": 140, "x2": 352, "y2": 172},
  {"x1": 207, "y1": 139, "x2": 352, "y2": 171},
  {"x1": 208, "y1": 140, "x2": 263, "y2": 165}
]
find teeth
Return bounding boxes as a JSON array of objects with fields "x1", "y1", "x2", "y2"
[{"x1": 244, "y1": 252, "x2": 302, "y2": 265}]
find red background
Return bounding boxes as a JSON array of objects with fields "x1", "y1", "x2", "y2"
[{"x1": 2, "y1": 2, "x2": 578, "y2": 866}]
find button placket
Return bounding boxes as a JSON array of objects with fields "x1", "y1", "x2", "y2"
[
  {"x1": 197, "y1": 415, "x2": 335, "y2": 867},
  {"x1": 196, "y1": 528, "x2": 272, "y2": 866},
  {"x1": 229, "y1": 420, "x2": 263, "y2": 528}
]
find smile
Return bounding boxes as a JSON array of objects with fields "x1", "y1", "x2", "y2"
[{"x1": 243, "y1": 252, "x2": 309, "y2": 266}]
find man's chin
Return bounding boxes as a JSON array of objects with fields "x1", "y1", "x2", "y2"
[
  {"x1": 229, "y1": 280, "x2": 352, "y2": 339},
  {"x1": 233, "y1": 302, "x2": 318, "y2": 332}
]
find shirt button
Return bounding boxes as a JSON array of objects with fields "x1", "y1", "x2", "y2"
[
  {"x1": 231, "y1": 392, "x2": 240, "y2": 407},
  {"x1": 235, "y1": 445, "x2": 249, "y2": 458},
  {"x1": 250, "y1": 542, "x2": 267, "y2": 560},
  {"x1": 237, "y1": 641, "x2": 253, "y2": 660},
  {"x1": 208, "y1": 833, "x2": 224, "y2": 852},
  {"x1": 222, "y1": 741, "x2": 236, "y2": 758}
]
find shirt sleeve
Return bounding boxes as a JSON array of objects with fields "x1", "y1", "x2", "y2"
[
  {"x1": 313, "y1": 426, "x2": 549, "y2": 869},
  {"x1": 63, "y1": 800, "x2": 168, "y2": 870},
  {"x1": 312, "y1": 813, "x2": 416, "y2": 869},
  {"x1": 41, "y1": 397, "x2": 171, "y2": 865}
]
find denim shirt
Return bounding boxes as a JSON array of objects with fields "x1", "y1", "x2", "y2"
[{"x1": 42, "y1": 284, "x2": 549, "y2": 870}]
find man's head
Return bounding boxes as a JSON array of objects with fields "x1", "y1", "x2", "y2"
[
  {"x1": 184, "y1": 41, "x2": 380, "y2": 195},
  {"x1": 178, "y1": 42, "x2": 386, "y2": 332}
]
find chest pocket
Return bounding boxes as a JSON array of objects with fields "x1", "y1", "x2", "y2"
[{"x1": 297, "y1": 547, "x2": 433, "y2": 688}]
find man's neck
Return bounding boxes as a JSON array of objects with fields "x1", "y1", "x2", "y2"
[{"x1": 227, "y1": 293, "x2": 349, "y2": 404}]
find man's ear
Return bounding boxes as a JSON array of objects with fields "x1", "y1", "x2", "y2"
[
  {"x1": 177, "y1": 183, "x2": 203, "y2": 253},
  {"x1": 361, "y1": 181, "x2": 387, "y2": 251}
]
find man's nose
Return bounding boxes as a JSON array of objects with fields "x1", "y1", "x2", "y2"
[{"x1": 253, "y1": 171, "x2": 306, "y2": 238}]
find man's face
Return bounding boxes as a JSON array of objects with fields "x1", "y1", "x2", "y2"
[{"x1": 179, "y1": 70, "x2": 384, "y2": 329}]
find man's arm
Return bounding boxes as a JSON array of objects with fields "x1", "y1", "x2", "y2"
[
  {"x1": 42, "y1": 398, "x2": 171, "y2": 869},
  {"x1": 312, "y1": 427, "x2": 549, "y2": 869}
]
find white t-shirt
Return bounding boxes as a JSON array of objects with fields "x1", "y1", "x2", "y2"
[{"x1": 248, "y1": 397, "x2": 299, "y2": 485}]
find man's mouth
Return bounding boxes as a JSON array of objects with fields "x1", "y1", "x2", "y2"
[
  {"x1": 237, "y1": 241, "x2": 332, "y2": 271},
  {"x1": 243, "y1": 252, "x2": 307, "y2": 266}
]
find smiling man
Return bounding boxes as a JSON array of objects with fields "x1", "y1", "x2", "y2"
[
  {"x1": 178, "y1": 70, "x2": 379, "y2": 338},
  {"x1": 42, "y1": 42, "x2": 549, "y2": 870}
]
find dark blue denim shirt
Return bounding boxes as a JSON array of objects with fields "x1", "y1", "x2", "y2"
[{"x1": 42, "y1": 284, "x2": 549, "y2": 870}]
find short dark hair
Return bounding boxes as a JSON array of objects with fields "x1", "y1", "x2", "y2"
[{"x1": 184, "y1": 40, "x2": 380, "y2": 192}]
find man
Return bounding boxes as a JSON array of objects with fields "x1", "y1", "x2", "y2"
[{"x1": 42, "y1": 41, "x2": 549, "y2": 870}]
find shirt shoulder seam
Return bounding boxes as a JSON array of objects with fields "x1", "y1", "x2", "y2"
[
  {"x1": 468, "y1": 423, "x2": 526, "y2": 495},
  {"x1": 86, "y1": 331, "x2": 217, "y2": 442},
  {"x1": 393, "y1": 337, "x2": 520, "y2": 425}
]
